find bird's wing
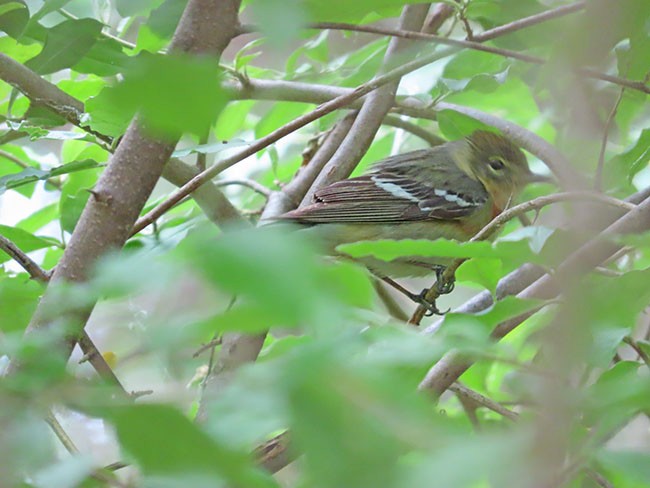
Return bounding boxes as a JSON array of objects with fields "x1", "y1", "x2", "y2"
[{"x1": 281, "y1": 149, "x2": 489, "y2": 224}]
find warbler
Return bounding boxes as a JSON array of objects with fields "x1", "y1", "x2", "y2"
[{"x1": 280, "y1": 130, "x2": 544, "y2": 305}]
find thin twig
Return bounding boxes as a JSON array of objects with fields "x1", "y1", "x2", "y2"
[
  {"x1": 0, "y1": 234, "x2": 51, "y2": 282},
  {"x1": 45, "y1": 411, "x2": 79, "y2": 454},
  {"x1": 288, "y1": 25, "x2": 648, "y2": 96},
  {"x1": 595, "y1": 87, "x2": 625, "y2": 191},
  {"x1": 409, "y1": 192, "x2": 636, "y2": 324},
  {"x1": 372, "y1": 279, "x2": 410, "y2": 322},
  {"x1": 448, "y1": 383, "x2": 519, "y2": 421},
  {"x1": 238, "y1": 2, "x2": 647, "y2": 96},
  {"x1": 193, "y1": 336, "x2": 223, "y2": 358},
  {"x1": 383, "y1": 115, "x2": 446, "y2": 146},
  {"x1": 472, "y1": 1, "x2": 586, "y2": 42},
  {"x1": 214, "y1": 178, "x2": 272, "y2": 198},
  {"x1": 0, "y1": 150, "x2": 62, "y2": 189},
  {"x1": 622, "y1": 336, "x2": 650, "y2": 368}
]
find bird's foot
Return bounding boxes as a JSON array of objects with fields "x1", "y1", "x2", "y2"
[
  {"x1": 412, "y1": 288, "x2": 449, "y2": 317},
  {"x1": 433, "y1": 265, "x2": 456, "y2": 295}
]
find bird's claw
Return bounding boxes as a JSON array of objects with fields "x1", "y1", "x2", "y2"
[
  {"x1": 415, "y1": 289, "x2": 449, "y2": 317},
  {"x1": 433, "y1": 266, "x2": 456, "y2": 295}
]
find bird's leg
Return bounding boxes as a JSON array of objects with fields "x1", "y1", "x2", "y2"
[{"x1": 379, "y1": 276, "x2": 445, "y2": 316}]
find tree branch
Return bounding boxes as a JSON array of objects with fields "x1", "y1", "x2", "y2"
[
  {"x1": 5, "y1": 0, "x2": 243, "y2": 375},
  {"x1": 0, "y1": 38, "x2": 246, "y2": 231},
  {"x1": 239, "y1": 2, "x2": 647, "y2": 95},
  {"x1": 448, "y1": 383, "x2": 519, "y2": 421}
]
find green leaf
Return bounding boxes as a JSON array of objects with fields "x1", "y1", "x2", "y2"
[
  {"x1": 115, "y1": 0, "x2": 159, "y2": 17},
  {"x1": 214, "y1": 100, "x2": 255, "y2": 141},
  {"x1": 16, "y1": 203, "x2": 58, "y2": 233},
  {"x1": 86, "y1": 52, "x2": 229, "y2": 138},
  {"x1": 585, "y1": 361, "x2": 650, "y2": 427},
  {"x1": 95, "y1": 404, "x2": 274, "y2": 486},
  {"x1": 0, "y1": 225, "x2": 59, "y2": 264},
  {"x1": 339, "y1": 239, "x2": 501, "y2": 261},
  {"x1": 456, "y1": 257, "x2": 502, "y2": 293},
  {"x1": 172, "y1": 139, "x2": 248, "y2": 158},
  {"x1": 0, "y1": 0, "x2": 28, "y2": 38},
  {"x1": 72, "y1": 37, "x2": 130, "y2": 77},
  {"x1": 25, "y1": 19, "x2": 103, "y2": 74},
  {"x1": 0, "y1": 159, "x2": 101, "y2": 194},
  {"x1": 605, "y1": 129, "x2": 650, "y2": 188},
  {"x1": 60, "y1": 192, "x2": 89, "y2": 233},
  {"x1": 436, "y1": 109, "x2": 493, "y2": 140},
  {"x1": 0, "y1": 275, "x2": 44, "y2": 332},
  {"x1": 146, "y1": 0, "x2": 187, "y2": 39},
  {"x1": 597, "y1": 450, "x2": 650, "y2": 486}
]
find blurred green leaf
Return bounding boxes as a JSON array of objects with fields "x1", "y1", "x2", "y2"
[
  {"x1": 146, "y1": 0, "x2": 187, "y2": 39},
  {"x1": 86, "y1": 52, "x2": 229, "y2": 138},
  {"x1": 0, "y1": 225, "x2": 59, "y2": 264},
  {"x1": 115, "y1": 0, "x2": 159, "y2": 17},
  {"x1": 0, "y1": 159, "x2": 101, "y2": 195},
  {"x1": 299, "y1": 0, "x2": 423, "y2": 23},
  {"x1": 456, "y1": 257, "x2": 502, "y2": 292},
  {"x1": 0, "y1": 276, "x2": 43, "y2": 332},
  {"x1": 0, "y1": 0, "x2": 28, "y2": 38},
  {"x1": 96, "y1": 404, "x2": 275, "y2": 486},
  {"x1": 25, "y1": 19, "x2": 103, "y2": 74},
  {"x1": 247, "y1": 0, "x2": 306, "y2": 49},
  {"x1": 15, "y1": 203, "x2": 58, "y2": 233},
  {"x1": 59, "y1": 192, "x2": 89, "y2": 234},
  {"x1": 598, "y1": 450, "x2": 650, "y2": 486},
  {"x1": 437, "y1": 109, "x2": 493, "y2": 140},
  {"x1": 339, "y1": 239, "x2": 501, "y2": 261}
]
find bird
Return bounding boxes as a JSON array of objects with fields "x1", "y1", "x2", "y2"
[{"x1": 279, "y1": 130, "x2": 545, "y2": 312}]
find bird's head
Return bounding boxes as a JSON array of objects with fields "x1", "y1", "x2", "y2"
[{"x1": 457, "y1": 130, "x2": 545, "y2": 209}]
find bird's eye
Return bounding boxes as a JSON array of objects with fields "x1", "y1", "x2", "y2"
[{"x1": 488, "y1": 158, "x2": 505, "y2": 171}]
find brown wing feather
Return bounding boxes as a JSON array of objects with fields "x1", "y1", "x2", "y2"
[{"x1": 281, "y1": 148, "x2": 489, "y2": 224}]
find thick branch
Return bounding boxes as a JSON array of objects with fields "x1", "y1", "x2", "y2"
[
  {"x1": 0, "y1": 34, "x2": 244, "y2": 230},
  {"x1": 6, "y1": 0, "x2": 243, "y2": 374}
]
